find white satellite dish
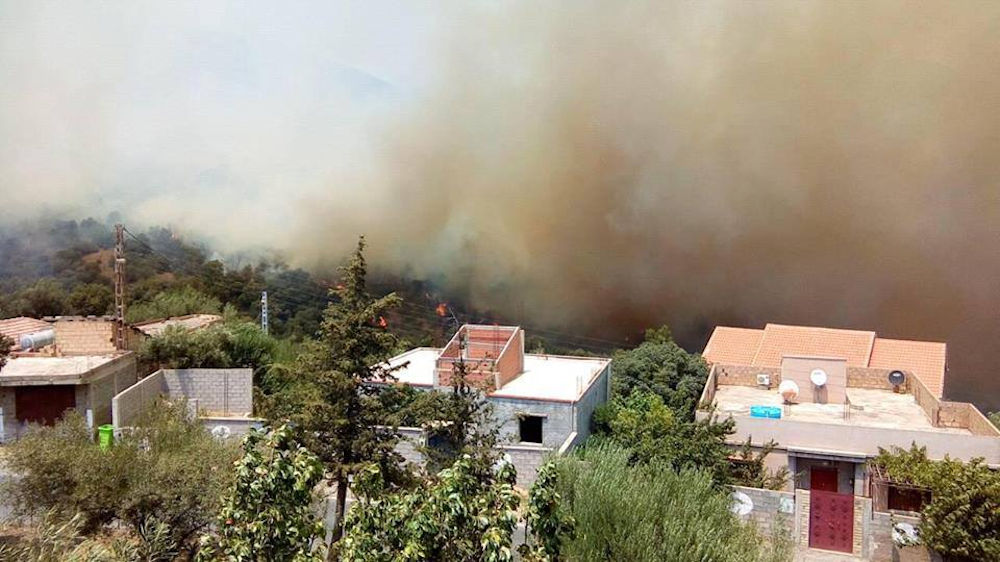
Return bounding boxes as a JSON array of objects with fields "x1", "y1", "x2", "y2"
[
  {"x1": 810, "y1": 368, "x2": 828, "y2": 387},
  {"x1": 778, "y1": 380, "x2": 799, "y2": 402},
  {"x1": 211, "y1": 425, "x2": 232, "y2": 439},
  {"x1": 730, "y1": 491, "x2": 754, "y2": 516},
  {"x1": 893, "y1": 522, "x2": 919, "y2": 545}
]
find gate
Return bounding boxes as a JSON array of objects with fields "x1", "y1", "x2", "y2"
[{"x1": 809, "y1": 490, "x2": 854, "y2": 553}]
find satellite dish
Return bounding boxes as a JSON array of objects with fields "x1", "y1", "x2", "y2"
[
  {"x1": 211, "y1": 425, "x2": 232, "y2": 439},
  {"x1": 893, "y1": 522, "x2": 919, "y2": 545},
  {"x1": 778, "y1": 380, "x2": 799, "y2": 402},
  {"x1": 731, "y1": 491, "x2": 754, "y2": 516},
  {"x1": 888, "y1": 370, "x2": 906, "y2": 387},
  {"x1": 810, "y1": 369, "x2": 828, "y2": 387}
]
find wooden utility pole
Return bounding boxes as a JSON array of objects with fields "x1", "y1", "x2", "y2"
[{"x1": 113, "y1": 223, "x2": 127, "y2": 350}]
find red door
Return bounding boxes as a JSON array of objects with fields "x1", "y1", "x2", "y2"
[
  {"x1": 15, "y1": 385, "x2": 77, "y2": 426},
  {"x1": 810, "y1": 467, "x2": 838, "y2": 492},
  {"x1": 809, "y1": 490, "x2": 854, "y2": 553}
]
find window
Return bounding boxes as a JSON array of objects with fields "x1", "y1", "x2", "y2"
[
  {"x1": 888, "y1": 485, "x2": 930, "y2": 513},
  {"x1": 519, "y1": 415, "x2": 543, "y2": 444}
]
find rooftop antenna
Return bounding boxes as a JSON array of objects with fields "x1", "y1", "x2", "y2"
[
  {"x1": 260, "y1": 291, "x2": 269, "y2": 335},
  {"x1": 113, "y1": 224, "x2": 126, "y2": 351}
]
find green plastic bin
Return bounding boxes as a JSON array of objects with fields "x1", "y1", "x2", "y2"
[{"x1": 98, "y1": 424, "x2": 114, "y2": 451}]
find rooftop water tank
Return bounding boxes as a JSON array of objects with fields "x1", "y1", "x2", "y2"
[{"x1": 19, "y1": 329, "x2": 55, "y2": 351}]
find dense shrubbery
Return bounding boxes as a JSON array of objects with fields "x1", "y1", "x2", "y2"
[
  {"x1": 593, "y1": 328, "x2": 787, "y2": 490},
  {"x1": 551, "y1": 442, "x2": 791, "y2": 562},
  {"x1": 126, "y1": 286, "x2": 222, "y2": 324},
  {"x1": 2, "y1": 403, "x2": 238, "y2": 557},
  {"x1": 341, "y1": 455, "x2": 521, "y2": 562},
  {"x1": 874, "y1": 445, "x2": 1000, "y2": 561},
  {"x1": 139, "y1": 320, "x2": 278, "y2": 375}
]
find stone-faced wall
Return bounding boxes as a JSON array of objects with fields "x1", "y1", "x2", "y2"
[{"x1": 573, "y1": 364, "x2": 610, "y2": 444}]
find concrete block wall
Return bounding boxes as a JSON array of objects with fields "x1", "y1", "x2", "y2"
[
  {"x1": 732, "y1": 485, "x2": 795, "y2": 540},
  {"x1": 501, "y1": 444, "x2": 551, "y2": 487},
  {"x1": 0, "y1": 388, "x2": 15, "y2": 442},
  {"x1": 112, "y1": 370, "x2": 165, "y2": 428},
  {"x1": 393, "y1": 425, "x2": 553, "y2": 487},
  {"x1": 161, "y1": 369, "x2": 253, "y2": 415},
  {"x1": 490, "y1": 397, "x2": 575, "y2": 448},
  {"x1": 201, "y1": 417, "x2": 263, "y2": 438},
  {"x1": 573, "y1": 364, "x2": 610, "y2": 443},
  {"x1": 53, "y1": 319, "x2": 116, "y2": 355}
]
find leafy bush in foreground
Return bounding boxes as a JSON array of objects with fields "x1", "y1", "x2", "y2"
[{"x1": 552, "y1": 442, "x2": 791, "y2": 562}]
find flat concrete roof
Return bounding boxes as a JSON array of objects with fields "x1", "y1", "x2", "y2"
[
  {"x1": 384, "y1": 348, "x2": 609, "y2": 403},
  {"x1": 713, "y1": 385, "x2": 970, "y2": 435},
  {"x1": 0, "y1": 354, "x2": 122, "y2": 385}
]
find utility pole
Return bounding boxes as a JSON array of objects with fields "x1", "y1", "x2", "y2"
[
  {"x1": 113, "y1": 224, "x2": 127, "y2": 350},
  {"x1": 260, "y1": 291, "x2": 269, "y2": 335}
]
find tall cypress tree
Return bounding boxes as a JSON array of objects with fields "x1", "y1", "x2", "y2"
[{"x1": 293, "y1": 237, "x2": 404, "y2": 551}]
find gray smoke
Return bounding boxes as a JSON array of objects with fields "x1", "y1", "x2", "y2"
[{"x1": 2, "y1": 2, "x2": 999, "y2": 408}]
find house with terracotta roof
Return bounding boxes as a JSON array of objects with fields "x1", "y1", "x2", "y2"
[
  {"x1": 379, "y1": 324, "x2": 611, "y2": 485},
  {"x1": 698, "y1": 323, "x2": 999, "y2": 558}
]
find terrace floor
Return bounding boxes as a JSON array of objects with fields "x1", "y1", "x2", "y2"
[{"x1": 713, "y1": 385, "x2": 969, "y2": 434}]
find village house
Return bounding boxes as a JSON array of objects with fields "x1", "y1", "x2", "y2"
[
  {"x1": 0, "y1": 316, "x2": 142, "y2": 442},
  {"x1": 698, "y1": 323, "x2": 1000, "y2": 559},
  {"x1": 380, "y1": 324, "x2": 611, "y2": 485}
]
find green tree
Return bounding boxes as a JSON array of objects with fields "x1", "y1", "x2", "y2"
[
  {"x1": 340, "y1": 455, "x2": 520, "y2": 562},
  {"x1": 0, "y1": 334, "x2": 11, "y2": 372},
  {"x1": 67, "y1": 282, "x2": 113, "y2": 316},
  {"x1": 126, "y1": 286, "x2": 222, "y2": 324},
  {"x1": 874, "y1": 445, "x2": 1000, "y2": 561},
  {"x1": 198, "y1": 425, "x2": 326, "y2": 562},
  {"x1": 18, "y1": 278, "x2": 69, "y2": 317},
  {"x1": 609, "y1": 326, "x2": 709, "y2": 421},
  {"x1": 989, "y1": 411, "x2": 1000, "y2": 430},
  {"x1": 288, "y1": 237, "x2": 404, "y2": 547},
  {"x1": 419, "y1": 355, "x2": 502, "y2": 472},
  {"x1": 552, "y1": 442, "x2": 791, "y2": 562},
  {"x1": 139, "y1": 320, "x2": 277, "y2": 378},
  {"x1": 520, "y1": 460, "x2": 575, "y2": 562},
  {"x1": 592, "y1": 391, "x2": 738, "y2": 486}
]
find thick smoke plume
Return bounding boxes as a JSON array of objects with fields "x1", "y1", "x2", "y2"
[{"x1": 2, "y1": 3, "x2": 1000, "y2": 408}]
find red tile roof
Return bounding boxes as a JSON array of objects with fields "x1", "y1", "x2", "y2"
[
  {"x1": 703, "y1": 327, "x2": 763, "y2": 365},
  {"x1": 752, "y1": 324, "x2": 876, "y2": 368},
  {"x1": 869, "y1": 338, "x2": 947, "y2": 398},
  {"x1": 703, "y1": 323, "x2": 946, "y2": 397},
  {"x1": 0, "y1": 317, "x2": 51, "y2": 351}
]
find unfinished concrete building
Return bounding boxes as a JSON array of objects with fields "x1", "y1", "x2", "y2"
[{"x1": 381, "y1": 324, "x2": 611, "y2": 485}]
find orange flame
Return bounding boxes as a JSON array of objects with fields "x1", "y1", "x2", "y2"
[
  {"x1": 436, "y1": 303, "x2": 448, "y2": 317},
  {"x1": 378, "y1": 316, "x2": 388, "y2": 328}
]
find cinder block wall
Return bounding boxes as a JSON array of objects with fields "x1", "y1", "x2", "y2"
[
  {"x1": 162, "y1": 369, "x2": 253, "y2": 415},
  {"x1": 0, "y1": 388, "x2": 16, "y2": 442},
  {"x1": 490, "y1": 397, "x2": 574, "y2": 448},
  {"x1": 732, "y1": 485, "x2": 795, "y2": 540},
  {"x1": 53, "y1": 320, "x2": 116, "y2": 355},
  {"x1": 112, "y1": 370, "x2": 165, "y2": 428},
  {"x1": 574, "y1": 363, "x2": 610, "y2": 444}
]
